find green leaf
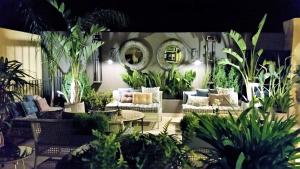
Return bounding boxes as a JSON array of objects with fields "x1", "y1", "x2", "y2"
[
  {"x1": 228, "y1": 30, "x2": 247, "y2": 57},
  {"x1": 223, "y1": 48, "x2": 244, "y2": 63},
  {"x1": 252, "y1": 14, "x2": 267, "y2": 46},
  {"x1": 235, "y1": 152, "x2": 245, "y2": 169}
]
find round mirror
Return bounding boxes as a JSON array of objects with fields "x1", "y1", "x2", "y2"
[
  {"x1": 119, "y1": 40, "x2": 150, "y2": 70},
  {"x1": 157, "y1": 40, "x2": 186, "y2": 70}
]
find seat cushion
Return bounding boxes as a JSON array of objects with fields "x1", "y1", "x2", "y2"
[
  {"x1": 106, "y1": 101, "x2": 159, "y2": 112},
  {"x1": 187, "y1": 96, "x2": 209, "y2": 107}
]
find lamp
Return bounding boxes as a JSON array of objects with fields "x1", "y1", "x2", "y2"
[
  {"x1": 191, "y1": 48, "x2": 202, "y2": 65},
  {"x1": 108, "y1": 47, "x2": 118, "y2": 64}
]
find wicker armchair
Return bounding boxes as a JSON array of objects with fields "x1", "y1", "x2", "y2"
[{"x1": 30, "y1": 119, "x2": 93, "y2": 169}]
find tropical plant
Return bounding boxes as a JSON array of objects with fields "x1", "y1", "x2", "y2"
[
  {"x1": 182, "y1": 106, "x2": 300, "y2": 169},
  {"x1": 258, "y1": 60, "x2": 294, "y2": 113},
  {"x1": 0, "y1": 57, "x2": 32, "y2": 115},
  {"x1": 148, "y1": 66, "x2": 196, "y2": 99},
  {"x1": 82, "y1": 89, "x2": 113, "y2": 111},
  {"x1": 213, "y1": 64, "x2": 241, "y2": 92},
  {"x1": 121, "y1": 69, "x2": 147, "y2": 89},
  {"x1": 219, "y1": 14, "x2": 267, "y2": 100}
]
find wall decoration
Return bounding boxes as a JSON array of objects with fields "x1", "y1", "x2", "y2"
[
  {"x1": 119, "y1": 40, "x2": 150, "y2": 70},
  {"x1": 157, "y1": 40, "x2": 187, "y2": 70}
]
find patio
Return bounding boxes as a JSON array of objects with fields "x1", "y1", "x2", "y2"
[{"x1": 1, "y1": 0, "x2": 300, "y2": 168}]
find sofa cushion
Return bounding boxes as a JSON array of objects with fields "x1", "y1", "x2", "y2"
[
  {"x1": 142, "y1": 87, "x2": 160, "y2": 103},
  {"x1": 183, "y1": 91, "x2": 197, "y2": 104},
  {"x1": 36, "y1": 98, "x2": 51, "y2": 112},
  {"x1": 208, "y1": 94, "x2": 231, "y2": 106},
  {"x1": 187, "y1": 96, "x2": 209, "y2": 107},
  {"x1": 132, "y1": 92, "x2": 152, "y2": 105},
  {"x1": 120, "y1": 92, "x2": 133, "y2": 103},
  {"x1": 216, "y1": 87, "x2": 234, "y2": 95},
  {"x1": 196, "y1": 89, "x2": 209, "y2": 97},
  {"x1": 8, "y1": 102, "x2": 25, "y2": 118},
  {"x1": 21, "y1": 101, "x2": 39, "y2": 116}
]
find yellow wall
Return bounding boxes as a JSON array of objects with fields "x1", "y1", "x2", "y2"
[{"x1": 0, "y1": 28, "x2": 42, "y2": 80}]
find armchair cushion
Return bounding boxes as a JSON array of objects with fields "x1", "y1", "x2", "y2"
[{"x1": 36, "y1": 98, "x2": 51, "y2": 112}]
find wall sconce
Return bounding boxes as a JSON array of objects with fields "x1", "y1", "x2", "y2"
[
  {"x1": 108, "y1": 47, "x2": 118, "y2": 64},
  {"x1": 191, "y1": 48, "x2": 202, "y2": 66}
]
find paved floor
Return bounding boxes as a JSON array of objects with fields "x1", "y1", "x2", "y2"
[{"x1": 2, "y1": 113, "x2": 184, "y2": 169}]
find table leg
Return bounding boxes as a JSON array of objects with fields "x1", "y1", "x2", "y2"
[{"x1": 22, "y1": 160, "x2": 25, "y2": 169}]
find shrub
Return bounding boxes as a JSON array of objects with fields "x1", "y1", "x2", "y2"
[{"x1": 82, "y1": 89, "x2": 113, "y2": 111}]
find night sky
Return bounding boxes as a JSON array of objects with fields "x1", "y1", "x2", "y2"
[{"x1": 0, "y1": 0, "x2": 300, "y2": 32}]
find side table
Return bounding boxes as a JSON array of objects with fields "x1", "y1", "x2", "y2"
[{"x1": 0, "y1": 146, "x2": 33, "y2": 169}]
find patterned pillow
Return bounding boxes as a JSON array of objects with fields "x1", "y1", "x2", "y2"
[
  {"x1": 118, "y1": 88, "x2": 134, "y2": 101},
  {"x1": 132, "y1": 92, "x2": 153, "y2": 105},
  {"x1": 120, "y1": 92, "x2": 133, "y2": 103},
  {"x1": 187, "y1": 96, "x2": 209, "y2": 107},
  {"x1": 36, "y1": 98, "x2": 51, "y2": 112},
  {"x1": 208, "y1": 94, "x2": 231, "y2": 106},
  {"x1": 141, "y1": 87, "x2": 160, "y2": 103}
]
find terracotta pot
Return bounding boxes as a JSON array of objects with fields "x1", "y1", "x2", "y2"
[{"x1": 64, "y1": 102, "x2": 85, "y2": 113}]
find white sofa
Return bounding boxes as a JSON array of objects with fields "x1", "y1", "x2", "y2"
[
  {"x1": 105, "y1": 90, "x2": 163, "y2": 123},
  {"x1": 182, "y1": 90, "x2": 243, "y2": 115}
]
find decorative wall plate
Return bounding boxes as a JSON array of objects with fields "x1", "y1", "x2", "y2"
[
  {"x1": 157, "y1": 40, "x2": 187, "y2": 70},
  {"x1": 119, "y1": 40, "x2": 150, "y2": 70}
]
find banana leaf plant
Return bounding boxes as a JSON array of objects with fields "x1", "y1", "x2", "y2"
[
  {"x1": 48, "y1": 24, "x2": 104, "y2": 104},
  {"x1": 219, "y1": 14, "x2": 267, "y2": 101},
  {"x1": 0, "y1": 57, "x2": 32, "y2": 115}
]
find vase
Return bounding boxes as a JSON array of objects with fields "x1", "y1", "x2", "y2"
[
  {"x1": 64, "y1": 102, "x2": 86, "y2": 113},
  {"x1": 246, "y1": 82, "x2": 264, "y2": 101}
]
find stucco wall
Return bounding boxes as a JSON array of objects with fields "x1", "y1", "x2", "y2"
[{"x1": 90, "y1": 32, "x2": 285, "y2": 91}]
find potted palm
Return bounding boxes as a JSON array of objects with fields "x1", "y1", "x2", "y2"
[
  {"x1": 51, "y1": 24, "x2": 104, "y2": 113},
  {"x1": 219, "y1": 14, "x2": 267, "y2": 101}
]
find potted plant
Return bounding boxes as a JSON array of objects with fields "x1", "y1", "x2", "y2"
[
  {"x1": 82, "y1": 89, "x2": 113, "y2": 112},
  {"x1": 219, "y1": 14, "x2": 267, "y2": 101}
]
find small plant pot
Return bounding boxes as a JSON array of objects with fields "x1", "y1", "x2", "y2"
[{"x1": 64, "y1": 102, "x2": 85, "y2": 113}]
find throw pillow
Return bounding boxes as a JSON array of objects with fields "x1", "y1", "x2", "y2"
[
  {"x1": 208, "y1": 94, "x2": 231, "y2": 106},
  {"x1": 183, "y1": 91, "x2": 197, "y2": 104},
  {"x1": 187, "y1": 96, "x2": 209, "y2": 107},
  {"x1": 132, "y1": 92, "x2": 153, "y2": 105},
  {"x1": 8, "y1": 102, "x2": 25, "y2": 118},
  {"x1": 21, "y1": 101, "x2": 39, "y2": 116},
  {"x1": 118, "y1": 88, "x2": 134, "y2": 101},
  {"x1": 216, "y1": 87, "x2": 234, "y2": 95},
  {"x1": 196, "y1": 89, "x2": 209, "y2": 97},
  {"x1": 209, "y1": 89, "x2": 218, "y2": 94},
  {"x1": 36, "y1": 98, "x2": 51, "y2": 112},
  {"x1": 141, "y1": 87, "x2": 160, "y2": 103},
  {"x1": 120, "y1": 92, "x2": 133, "y2": 103},
  {"x1": 23, "y1": 95, "x2": 34, "y2": 101}
]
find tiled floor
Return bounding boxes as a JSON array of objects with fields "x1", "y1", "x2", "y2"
[{"x1": 2, "y1": 113, "x2": 184, "y2": 169}]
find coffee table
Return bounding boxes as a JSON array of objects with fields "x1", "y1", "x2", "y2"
[
  {"x1": 0, "y1": 146, "x2": 33, "y2": 169},
  {"x1": 118, "y1": 110, "x2": 145, "y2": 133}
]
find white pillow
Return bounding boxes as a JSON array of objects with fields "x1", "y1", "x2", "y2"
[
  {"x1": 216, "y1": 87, "x2": 234, "y2": 95},
  {"x1": 141, "y1": 87, "x2": 160, "y2": 103},
  {"x1": 187, "y1": 96, "x2": 209, "y2": 107}
]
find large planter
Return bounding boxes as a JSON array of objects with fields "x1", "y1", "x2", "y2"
[
  {"x1": 246, "y1": 82, "x2": 264, "y2": 101},
  {"x1": 64, "y1": 102, "x2": 85, "y2": 113},
  {"x1": 162, "y1": 99, "x2": 182, "y2": 113}
]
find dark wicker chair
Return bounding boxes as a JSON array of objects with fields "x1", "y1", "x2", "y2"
[{"x1": 30, "y1": 119, "x2": 93, "y2": 169}]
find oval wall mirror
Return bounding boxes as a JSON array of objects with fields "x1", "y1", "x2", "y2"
[
  {"x1": 119, "y1": 40, "x2": 150, "y2": 70},
  {"x1": 157, "y1": 40, "x2": 187, "y2": 70}
]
